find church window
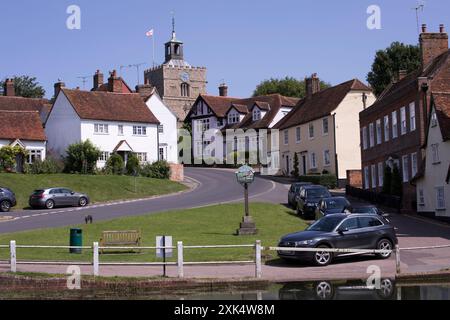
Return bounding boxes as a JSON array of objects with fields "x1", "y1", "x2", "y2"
[{"x1": 181, "y1": 83, "x2": 190, "y2": 97}]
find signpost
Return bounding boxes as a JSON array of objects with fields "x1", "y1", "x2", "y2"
[
  {"x1": 156, "y1": 235, "x2": 173, "y2": 277},
  {"x1": 235, "y1": 165, "x2": 258, "y2": 235}
]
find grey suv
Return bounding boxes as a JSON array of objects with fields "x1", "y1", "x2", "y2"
[
  {"x1": 278, "y1": 213, "x2": 398, "y2": 266},
  {"x1": 0, "y1": 187, "x2": 17, "y2": 212},
  {"x1": 29, "y1": 188, "x2": 90, "y2": 209}
]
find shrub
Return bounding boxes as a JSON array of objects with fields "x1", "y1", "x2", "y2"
[
  {"x1": 64, "y1": 140, "x2": 101, "y2": 174},
  {"x1": 105, "y1": 154, "x2": 124, "y2": 175},
  {"x1": 0, "y1": 145, "x2": 26, "y2": 172},
  {"x1": 391, "y1": 164, "x2": 403, "y2": 197},
  {"x1": 126, "y1": 154, "x2": 140, "y2": 175},
  {"x1": 382, "y1": 166, "x2": 392, "y2": 194},
  {"x1": 26, "y1": 157, "x2": 64, "y2": 174},
  {"x1": 293, "y1": 153, "x2": 300, "y2": 178},
  {"x1": 140, "y1": 160, "x2": 170, "y2": 179},
  {"x1": 298, "y1": 174, "x2": 337, "y2": 189}
]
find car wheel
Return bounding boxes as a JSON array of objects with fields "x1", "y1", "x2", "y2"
[
  {"x1": 0, "y1": 200, "x2": 11, "y2": 213},
  {"x1": 45, "y1": 200, "x2": 55, "y2": 210},
  {"x1": 78, "y1": 197, "x2": 88, "y2": 207},
  {"x1": 314, "y1": 281, "x2": 334, "y2": 300},
  {"x1": 376, "y1": 239, "x2": 393, "y2": 259},
  {"x1": 313, "y1": 245, "x2": 333, "y2": 266},
  {"x1": 376, "y1": 279, "x2": 395, "y2": 299}
]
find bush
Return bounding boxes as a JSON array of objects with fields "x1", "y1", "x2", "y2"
[
  {"x1": 126, "y1": 154, "x2": 140, "y2": 175},
  {"x1": 140, "y1": 161, "x2": 170, "y2": 179},
  {"x1": 382, "y1": 166, "x2": 392, "y2": 194},
  {"x1": 293, "y1": 153, "x2": 299, "y2": 178},
  {"x1": 26, "y1": 157, "x2": 64, "y2": 174},
  {"x1": 391, "y1": 164, "x2": 403, "y2": 197},
  {"x1": 105, "y1": 154, "x2": 124, "y2": 175},
  {"x1": 298, "y1": 174, "x2": 337, "y2": 189},
  {"x1": 0, "y1": 145, "x2": 26, "y2": 172},
  {"x1": 64, "y1": 140, "x2": 101, "y2": 174}
]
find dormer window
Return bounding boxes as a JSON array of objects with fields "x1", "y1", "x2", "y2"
[
  {"x1": 228, "y1": 112, "x2": 239, "y2": 124},
  {"x1": 253, "y1": 109, "x2": 261, "y2": 121}
]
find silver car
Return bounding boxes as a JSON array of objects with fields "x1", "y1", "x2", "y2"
[{"x1": 29, "y1": 188, "x2": 90, "y2": 209}]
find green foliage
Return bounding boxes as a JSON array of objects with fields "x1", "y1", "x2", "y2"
[
  {"x1": 292, "y1": 153, "x2": 300, "y2": 178},
  {"x1": 126, "y1": 154, "x2": 140, "y2": 175},
  {"x1": 64, "y1": 140, "x2": 101, "y2": 174},
  {"x1": 253, "y1": 76, "x2": 330, "y2": 98},
  {"x1": 382, "y1": 166, "x2": 392, "y2": 194},
  {"x1": 25, "y1": 157, "x2": 64, "y2": 174},
  {"x1": 390, "y1": 164, "x2": 403, "y2": 197},
  {"x1": 0, "y1": 76, "x2": 45, "y2": 98},
  {"x1": 298, "y1": 174, "x2": 337, "y2": 189},
  {"x1": 105, "y1": 154, "x2": 125, "y2": 175},
  {"x1": 367, "y1": 42, "x2": 421, "y2": 96},
  {"x1": 0, "y1": 146, "x2": 26, "y2": 172},
  {"x1": 140, "y1": 161, "x2": 170, "y2": 179}
]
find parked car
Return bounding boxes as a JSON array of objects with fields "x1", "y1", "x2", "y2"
[
  {"x1": 29, "y1": 188, "x2": 90, "y2": 209},
  {"x1": 352, "y1": 205, "x2": 390, "y2": 218},
  {"x1": 0, "y1": 187, "x2": 17, "y2": 212},
  {"x1": 278, "y1": 213, "x2": 398, "y2": 266},
  {"x1": 296, "y1": 185, "x2": 332, "y2": 219},
  {"x1": 288, "y1": 182, "x2": 313, "y2": 207},
  {"x1": 315, "y1": 196, "x2": 353, "y2": 220}
]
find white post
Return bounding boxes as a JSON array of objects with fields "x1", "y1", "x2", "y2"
[
  {"x1": 255, "y1": 240, "x2": 262, "y2": 279},
  {"x1": 395, "y1": 245, "x2": 401, "y2": 275},
  {"x1": 177, "y1": 241, "x2": 184, "y2": 278},
  {"x1": 10, "y1": 240, "x2": 16, "y2": 273},
  {"x1": 93, "y1": 242, "x2": 99, "y2": 277}
]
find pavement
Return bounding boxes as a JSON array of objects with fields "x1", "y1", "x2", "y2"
[{"x1": 1, "y1": 168, "x2": 450, "y2": 280}]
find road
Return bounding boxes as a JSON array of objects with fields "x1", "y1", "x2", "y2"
[{"x1": 0, "y1": 168, "x2": 276, "y2": 234}]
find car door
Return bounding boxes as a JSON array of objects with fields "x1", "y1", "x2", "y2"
[
  {"x1": 49, "y1": 189, "x2": 63, "y2": 206},
  {"x1": 61, "y1": 188, "x2": 76, "y2": 206},
  {"x1": 357, "y1": 217, "x2": 384, "y2": 248},
  {"x1": 335, "y1": 217, "x2": 364, "y2": 249}
]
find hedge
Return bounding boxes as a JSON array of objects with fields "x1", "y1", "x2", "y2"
[{"x1": 298, "y1": 174, "x2": 337, "y2": 189}]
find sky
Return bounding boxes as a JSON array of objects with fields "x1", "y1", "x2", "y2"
[{"x1": 1, "y1": 0, "x2": 449, "y2": 99}]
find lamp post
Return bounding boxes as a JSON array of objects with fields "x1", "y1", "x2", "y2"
[{"x1": 235, "y1": 165, "x2": 258, "y2": 235}]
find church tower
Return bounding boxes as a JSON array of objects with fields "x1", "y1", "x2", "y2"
[{"x1": 144, "y1": 16, "x2": 207, "y2": 125}]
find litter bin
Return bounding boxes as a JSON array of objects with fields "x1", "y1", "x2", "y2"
[{"x1": 70, "y1": 228, "x2": 83, "y2": 254}]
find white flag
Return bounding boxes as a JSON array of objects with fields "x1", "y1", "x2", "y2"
[{"x1": 146, "y1": 29, "x2": 154, "y2": 37}]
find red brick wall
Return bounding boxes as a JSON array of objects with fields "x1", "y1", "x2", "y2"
[{"x1": 169, "y1": 163, "x2": 184, "y2": 182}]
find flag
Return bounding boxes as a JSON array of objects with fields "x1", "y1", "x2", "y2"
[{"x1": 146, "y1": 29, "x2": 154, "y2": 37}]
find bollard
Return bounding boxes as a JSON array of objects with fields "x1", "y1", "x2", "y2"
[
  {"x1": 395, "y1": 245, "x2": 401, "y2": 275},
  {"x1": 255, "y1": 240, "x2": 262, "y2": 279},
  {"x1": 177, "y1": 241, "x2": 184, "y2": 278},
  {"x1": 93, "y1": 242, "x2": 99, "y2": 276},
  {"x1": 10, "y1": 240, "x2": 16, "y2": 273}
]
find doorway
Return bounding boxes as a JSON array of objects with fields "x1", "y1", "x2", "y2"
[{"x1": 302, "y1": 155, "x2": 307, "y2": 176}]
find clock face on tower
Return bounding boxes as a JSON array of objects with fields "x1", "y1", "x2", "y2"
[{"x1": 180, "y1": 72, "x2": 190, "y2": 82}]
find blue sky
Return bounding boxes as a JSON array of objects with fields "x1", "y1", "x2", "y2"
[{"x1": 1, "y1": 0, "x2": 449, "y2": 99}]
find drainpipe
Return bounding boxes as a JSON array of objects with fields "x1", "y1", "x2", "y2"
[
  {"x1": 157, "y1": 124, "x2": 161, "y2": 162},
  {"x1": 332, "y1": 113, "x2": 338, "y2": 185}
]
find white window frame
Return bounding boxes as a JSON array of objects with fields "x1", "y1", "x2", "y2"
[
  {"x1": 378, "y1": 162, "x2": 384, "y2": 187},
  {"x1": 94, "y1": 123, "x2": 109, "y2": 134},
  {"x1": 411, "y1": 153, "x2": 418, "y2": 178},
  {"x1": 409, "y1": 103, "x2": 416, "y2": 132},
  {"x1": 118, "y1": 125, "x2": 124, "y2": 135},
  {"x1": 296, "y1": 127, "x2": 301, "y2": 143},
  {"x1": 364, "y1": 167, "x2": 370, "y2": 190},
  {"x1": 392, "y1": 111, "x2": 398, "y2": 139},
  {"x1": 418, "y1": 189, "x2": 425, "y2": 206},
  {"x1": 98, "y1": 151, "x2": 110, "y2": 162},
  {"x1": 136, "y1": 152, "x2": 148, "y2": 162},
  {"x1": 27, "y1": 149, "x2": 43, "y2": 164},
  {"x1": 400, "y1": 107, "x2": 407, "y2": 135},
  {"x1": 436, "y1": 187, "x2": 446, "y2": 210},
  {"x1": 133, "y1": 126, "x2": 147, "y2": 136},
  {"x1": 371, "y1": 165, "x2": 377, "y2": 189},
  {"x1": 284, "y1": 130, "x2": 289, "y2": 145},
  {"x1": 376, "y1": 119, "x2": 382, "y2": 145},
  {"x1": 253, "y1": 109, "x2": 261, "y2": 121},
  {"x1": 362, "y1": 126, "x2": 368, "y2": 150},
  {"x1": 384, "y1": 115, "x2": 390, "y2": 142},
  {"x1": 310, "y1": 152, "x2": 317, "y2": 169},
  {"x1": 309, "y1": 123, "x2": 315, "y2": 140},
  {"x1": 322, "y1": 118, "x2": 329, "y2": 136},
  {"x1": 402, "y1": 155, "x2": 410, "y2": 182},
  {"x1": 158, "y1": 125, "x2": 164, "y2": 134},
  {"x1": 369, "y1": 123, "x2": 375, "y2": 148},
  {"x1": 431, "y1": 109, "x2": 438, "y2": 127},
  {"x1": 323, "y1": 150, "x2": 331, "y2": 167}
]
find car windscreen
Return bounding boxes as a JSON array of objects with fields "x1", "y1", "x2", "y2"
[
  {"x1": 306, "y1": 188, "x2": 330, "y2": 198},
  {"x1": 326, "y1": 198, "x2": 348, "y2": 209},
  {"x1": 33, "y1": 190, "x2": 45, "y2": 195},
  {"x1": 307, "y1": 216, "x2": 345, "y2": 232},
  {"x1": 353, "y1": 207, "x2": 376, "y2": 214}
]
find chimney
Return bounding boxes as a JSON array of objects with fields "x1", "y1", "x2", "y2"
[
  {"x1": 305, "y1": 73, "x2": 321, "y2": 98},
  {"x1": 419, "y1": 24, "x2": 449, "y2": 68},
  {"x1": 93, "y1": 70, "x2": 104, "y2": 90},
  {"x1": 3, "y1": 78, "x2": 15, "y2": 96},
  {"x1": 398, "y1": 70, "x2": 408, "y2": 81},
  {"x1": 108, "y1": 70, "x2": 122, "y2": 93},
  {"x1": 54, "y1": 81, "x2": 65, "y2": 97},
  {"x1": 135, "y1": 84, "x2": 154, "y2": 99},
  {"x1": 219, "y1": 82, "x2": 228, "y2": 97}
]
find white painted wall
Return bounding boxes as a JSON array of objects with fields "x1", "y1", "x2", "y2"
[
  {"x1": 45, "y1": 91, "x2": 81, "y2": 158},
  {"x1": 0, "y1": 140, "x2": 46, "y2": 161},
  {"x1": 145, "y1": 93, "x2": 178, "y2": 163},
  {"x1": 416, "y1": 107, "x2": 450, "y2": 217},
  {"x1": 270, "y1": 106, "x2": 293, "y2": 128}
]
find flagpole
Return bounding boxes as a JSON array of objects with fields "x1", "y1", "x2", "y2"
[{"x1": 152, "y1": 33, "x2": 155, "y2": 68}]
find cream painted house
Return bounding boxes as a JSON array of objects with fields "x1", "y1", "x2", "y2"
[
  {"x1": 274, "y1": 76, "x2": 376, "y2": 185},
  {"x1": 414, "y1": 93, "x2": 450, "y2": 219}
]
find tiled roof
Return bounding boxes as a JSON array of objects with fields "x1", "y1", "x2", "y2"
[
  {"x1": 93, "y1": 78, "x2": 133, "y2": 94},
  {"x1": 275, "y1": 79, "x2": 372, "y2": 130},
  {"x1": 229, "y1": 104, "x2": 249, "y2": 114},
  {"x1": 61, "y1": 89, "x2": 159, "y2": 124},
  {"x1": 432, "y1": 92, "x2": 450, "y2": 141},
  {"x1": 0, "y1": 96, "x2": 52, "y2": 124},
  {"x1": 0, "y1": 111, "x2": 46, "y2": 141}
]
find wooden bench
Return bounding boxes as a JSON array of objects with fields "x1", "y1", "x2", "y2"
[{"x1": 99, "y1": 230, "x2": 142, "y2": 254}]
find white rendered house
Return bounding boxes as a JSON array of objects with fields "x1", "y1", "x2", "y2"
[{"x1": 45, "y1": 87, "x2": 160, "y2": 168}]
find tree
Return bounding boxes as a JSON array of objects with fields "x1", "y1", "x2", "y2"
[
  {"x1": 382, "y1": 165, "x2": 392, "y2": 194},
  {"x1": 253, "y1": 77, "x2": 330, "y2": 98},
  {"x1": 126, "y1": 154, "x2": 140, "y2": 175},
  {"x1": 105, "y1": 154, "x2": 125, "y2": 175},
  {"x1": 64, "y1": 140, "x2": 101, "y2": 174},
  {"x1": 293, "y1": 153, "x2": 300, "y2": 178},
  {"x1": 0, "y1": 76, "x2": 45, "y2": 98},
  {"x1": 390, "y1": 164, "x2": 403, "y2": 197},
  {"x1": 367, "y1": 42, "x2": 421, "y2": 96}
]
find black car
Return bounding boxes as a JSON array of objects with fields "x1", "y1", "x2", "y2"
[
  {"x1": 0, "y1": 187, "x2": 17, "y2": 212},
  {"x1": 288, "y1": 182, "x2": 313, "y2": 207},
  {"x1": 296, "y1": 185, "x2": 332, "y2": 219},
  {"x1": 278, "y1": 214, "x2": 398, "y2": 266},
  {"x1": 315, "y1": 196, "x2": 352, "y2": 220}
]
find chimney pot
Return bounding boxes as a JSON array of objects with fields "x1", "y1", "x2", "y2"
[
  {"x1": 54, "y1": 81, "x2": 65, "y2": 98},
  {"x1": 108, "y1": 70, "x2": 122, "y2": 93},
  {"x1": 305, "y1": 73, "x2": 321, "y2": 98},
  {"x1": 93, "y1": 70, "x2": 104, "y2": 90},
  {"x1": 440, "y1": 24, "x2": 445, "y2": 33},
  {"x1": 219, "y1": 83, "x2": 228, "y2": 97},
  {"x1": 422, "y1": 24, "x2": 427, "y2": 33}
]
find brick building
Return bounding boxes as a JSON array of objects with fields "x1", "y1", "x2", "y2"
[
  {"x1": 359, "y1": 24, "x2": 449, "y2": 212},
  {"x1": 144, "y1": 21, "x2": 207, "y2": 125}
]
